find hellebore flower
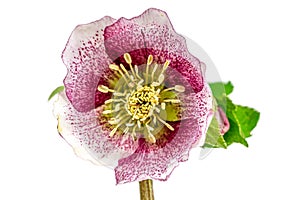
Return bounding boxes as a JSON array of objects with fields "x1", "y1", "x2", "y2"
[{"x1": 54, "y1": 8, "x2": 213, "y2": 184}]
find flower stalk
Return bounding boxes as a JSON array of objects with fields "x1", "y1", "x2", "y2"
[{"x1": 139, "y1": 179, "x2": 154, "y2": 200}]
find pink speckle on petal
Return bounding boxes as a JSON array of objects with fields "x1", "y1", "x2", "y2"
[
  {"x1": 54, "y1": 92, "x2": 139, "y2": 168},
  {"x1": 104, "y1": 8, "x2": 205, "y2": 92},
  {"x1": 62, "y1": 16, "x2": 116, "y2": 112}
]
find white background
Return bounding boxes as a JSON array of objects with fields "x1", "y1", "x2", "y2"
[{"x1": 0, "y1": 0, "x2": 299, "y2": 199}]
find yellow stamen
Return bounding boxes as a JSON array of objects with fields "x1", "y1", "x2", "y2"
[
  {"x1": 109, "y1": 127, "x2": 118, "y2": 137},
  {"x1": 126, "y1": 123, "x2": 134, "y2": 127},
  {"x1": 134, "y1": 65, "x2": 143, "y2": 80},
  {"x1": 123, "y1": 127, "x2": 129, "y2": 134},
  {"x1": 156, "y1": 88, "x2": 161, "y2": 95},
  {"x1": 114, "y1": 103, "x2": 121, "y2": 112},
  {"x1": 147, "y1": 55, "x2": 153, "y2": 66},
  {"x1": 148, "y1": 133, "x2": 156, "y2": 144},
  {"x1": 132, "y1": 124, "x2": 137, "y2": 139},
  {"x1": 151, "y1": 75, "x2": 164, "y2": 87},
  {"x1": 161, "y1": 102, "x2": 166, "y2": 110},
  {"x1": 103, "y1": 110, "x2": 113, "y2": 114},
  {"x1": 148, "y1": 108, "x2": 154, "y2": 117},
  {"x1": 163, "y1": 60, "x2": 170, "y2": 71},
  {"x1": 151, "y1": 82, "x2": 159, "y2": 87},
  {"x1": 104, "y1": 99, "x2": 114, "y2": 104},
  {"x1": 161, "y1": 85, "x2": 185, "y2": 93},
  {"x1": 174, "y1": 85, "x2": 185, "y2": 93},
  {"x1": 125, "y1": 105, "x2": 133, "y2": 116},
  {"x1": 109, "y1": 64, "x2": 120, "y2": 71},
  {"x1": 120, "y1": 64, "x2": 131, "y2": 79},
  {"x1": 115, "y1": 111, "x2": 124, "y2": 119},
  {"x1": 159, "y1": 59, "x2": 170, "y2": 78},
  {"x1": 158, "y1": 74, "x2": 164, "y2": 84},
  {"x1": 145, "y1": 123, "x2": 156, "y2": 143},
  {"x1": 137, "y1": 79, "x2": 144, "y2": 87},
  {"x1": 109, "y1": 117, "x2": 130, "y2": 137},
  {"x1": 108, "y1": 118, "x2": 119, "y2": 125},
  {"x1": 109, "y1": 64, "x2": 129, "y2": 84},
  {"x1": 161, "y1": 88, "x2": 172, "y2": 93},
  {"x1": 110, "y1": 115, "x2": 127, "y2": 125},
  {"x1": 154, "y1": 107, "x2": 160, "y2": 113},
  {"x1": 124, "y1": 53, "x2": 136, "y2": 79},
  {"x1": 151, "y1": 64, "x2": 158, "y2": 82},
  {"x1": 127, "y1": 85, "x2": 159, "y2": 120},
  {"x1": 156, "y1": 115, "x2": 174, "y2": 131},
  {"x1": 104, "y1": 99, "x2": 126, "y2": 104},
  {"x1": 114, "y1": 92, "x2": 127, "y2": 97},
  {"x1": 124, "y1": 53, "x2": 132, "y2": 64},
  {"x1": 140, "y1": 117, "x2": 147, "y2": 122},
  {"x1": 163, "y1": 99, "x2": 181, "y2": 103},
  {"x1": 164, "y1": 123, "x2": 174, "y2": 131},
  {"x1": 152, "y1": 115, "x2": 157, "y2": 125},
  {"x1": 131, "y1": 108, "x2": 139, "y2": 120},
  {"x1": 146, "y1": 124, "x2": 154, "y2": 132},
  {"x1": 98, "y1": 85, "x2": 114, "y2": 93},
  {"x1": 145, "y1": 55, "x2": 153, "y2": 84}
]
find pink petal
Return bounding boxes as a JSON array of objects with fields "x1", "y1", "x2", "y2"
[
  {"x1": 62, "y1": 16, "x2": 116, "y2": 112},
  {"x1": 114, "y1": 84, "x2": 213, "y2": 184},
  {"x1": 104, "y1": 8, "x2": 205, "y2": 92},
  {"x1": 216, "y1": 107, "x2": 230, "y2": 135},
  {"x1": 54, "y1": 91, "x2": 139, "y2": 167},
  {"x1": 179, "y1": 83, "x2": 214, "y2": 146}
]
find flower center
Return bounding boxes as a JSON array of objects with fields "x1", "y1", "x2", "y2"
[
  {"x1": 97, "y1": 53, "x2": 185, "y2": 143},
  {"x1": 127, "y1": 86, "x2": 159, "y2": 120}
]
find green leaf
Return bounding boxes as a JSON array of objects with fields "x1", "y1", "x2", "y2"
[
  {"x1": 48, "y1": 86, "x2": 64, "y2": 101},
  {"x1": 224, "y1": 114, "x2": 249, "y2": 147},
  {"x1": 204, "y1": 116, "x2": 227, "y2": 148},
  {"x1": 235, "y1": 105, "x2": 260, "y2": 138},
  {"x1": 224, "y1": 96, "x2": 236, "y2": 114},
  {"x1": 208, "y1": 81, "x2": 260, "y2": 148},
  {"x1": 209, "y1": 81, "x2": 233, "y2": 110},
  {"x1": 209, "y1": 81, "x2": 233, "y2": 97},
  {"x1": 209, "y1": 82, "x2": 227, "y2": 101},
  {"x1": 224, "y1": 81, "x2": 234, "y2": 95},
  {"x1": 222, "y1": 97, "x2": 260, "y2": 147},
  {"x1": 223, "y1": 97, "x2": 248, "y2": 147}
]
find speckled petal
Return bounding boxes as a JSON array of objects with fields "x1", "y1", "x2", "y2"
[
  {"x1": 114, "y1": 84, "x2": 213, "y2": 184},
  {"x1": 104, "y1": 8, "x2": 204, "y2": 92},
  {"x1": 62, "y1": 16, "x2": 116, "y2": 112},
  {"x1": 180, "y1": 83, "x2": 214, "y2": 146},
  {"x1": 53, "y1": 91, "x2": 139, "y2": 167}
]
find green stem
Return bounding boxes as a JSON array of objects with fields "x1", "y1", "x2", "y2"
[{"x1": 139, "y1": 179, "x2": 154, "y2": 200}]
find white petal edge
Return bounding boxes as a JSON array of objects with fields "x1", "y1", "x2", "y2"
[{"x1": 53, "y1": 91, "x2": 102, "y2": 165}]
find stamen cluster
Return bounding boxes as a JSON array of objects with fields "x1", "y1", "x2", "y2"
[{"x1": 98, "y1": 53, "x2": 185, "y2": 143}]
